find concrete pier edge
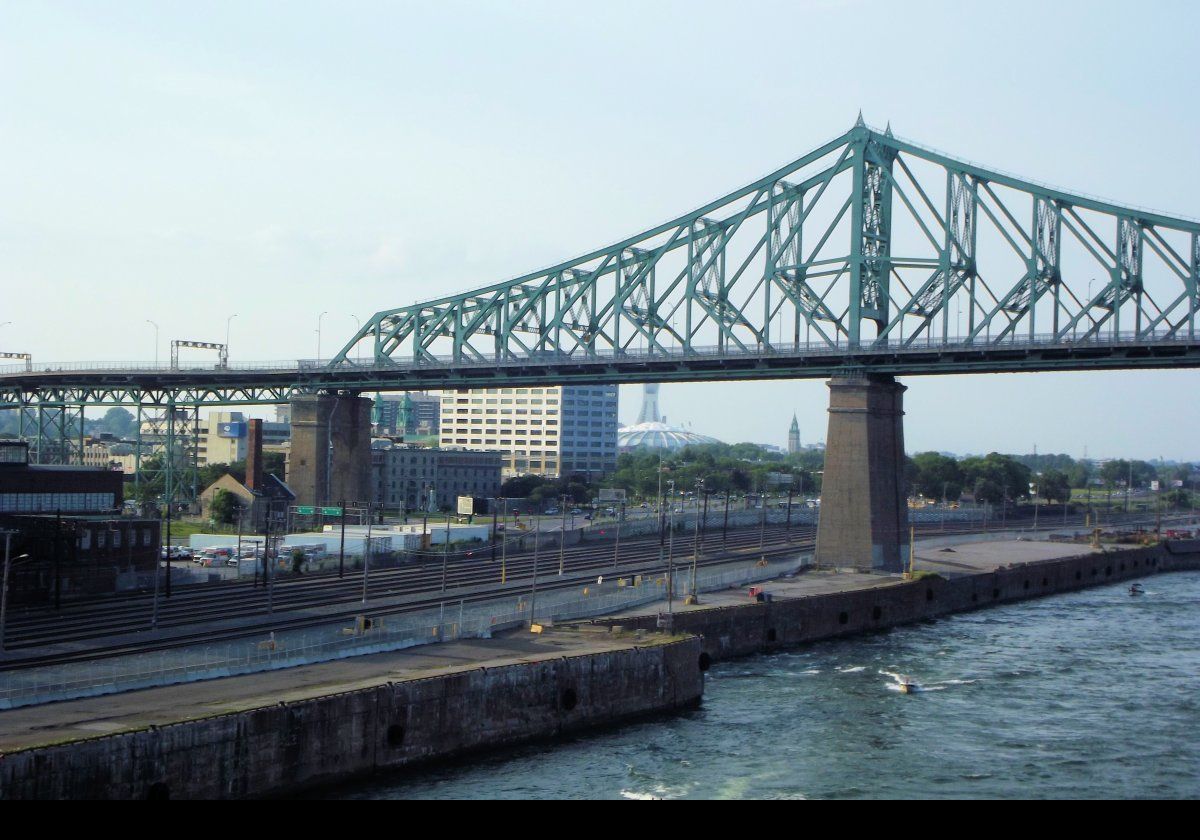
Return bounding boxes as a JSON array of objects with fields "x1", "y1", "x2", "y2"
[
  {"x1": 590, "y1": 540, "x2": 1200, "y2": 665},
  {"x1": 0, "y1": 634, "x2": 703, "y2": 800}
]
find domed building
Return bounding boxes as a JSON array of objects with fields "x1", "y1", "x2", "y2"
[{"x1": 617, "y1": 385, "x2": 722, "y2": 452}]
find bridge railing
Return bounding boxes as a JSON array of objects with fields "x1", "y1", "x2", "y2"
[{"x1": 0, "y1": 329, "x2": 1194, "y2": 378}]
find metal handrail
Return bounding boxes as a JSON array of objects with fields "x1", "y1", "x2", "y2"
[{"x1": 1, "y1": 330, "x2": 1194, "y2": 379}]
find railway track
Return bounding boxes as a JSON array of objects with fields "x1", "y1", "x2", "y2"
[{"x1": 1, "y1": 513, "x2": 1174, "y2": 670}]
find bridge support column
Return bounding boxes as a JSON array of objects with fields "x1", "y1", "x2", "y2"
[
  {"x1": 814, "y1": 374, "x2": 909, "y2": 573},
  {"x1": 288, "y1": 394, "x2": 373, "y2": 507}
]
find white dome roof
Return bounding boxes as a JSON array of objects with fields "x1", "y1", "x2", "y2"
[{"x1": 618, "y1": 421, "x2": 721, "y2": 452}]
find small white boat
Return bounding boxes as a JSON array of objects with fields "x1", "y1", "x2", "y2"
[
  {"x1": 897, "y1": 675, "x2": 918, "y2": 694},
  {"x1": 1129, "y1": 583, "x2": 1146, "y2": 596}
]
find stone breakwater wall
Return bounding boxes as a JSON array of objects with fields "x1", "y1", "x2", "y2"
[
  {"x1": 594, "y1": 544, "x2": 1200, "y2": 664},
  {"x1": 0, "y1": 636, "x2": 703, "y2": 800}
]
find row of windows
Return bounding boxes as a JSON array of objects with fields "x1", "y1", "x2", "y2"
[
  {"x1": 0, "y1": 493, "x2": 117, "y2": 513},
  {"x1": 78, "y1": 527, "x2": 154, "y2": 551}
]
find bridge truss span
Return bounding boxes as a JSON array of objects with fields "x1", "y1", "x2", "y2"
[{"x1": 334, "y1": 118, "x2": 1200, "y2": 372}]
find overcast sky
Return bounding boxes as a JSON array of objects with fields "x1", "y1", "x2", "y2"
[{"x1": 2, "y1": 1, "x2": 1197, "y2": 460}]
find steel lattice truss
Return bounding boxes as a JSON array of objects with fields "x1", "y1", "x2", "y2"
[{"x1": 333, "y1": 118, "x2": 1200, "y2": 368}]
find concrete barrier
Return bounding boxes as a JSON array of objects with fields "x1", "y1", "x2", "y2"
[
  {"x1": 593, "y1": 545, "x2": 1200, "y2": 663},
  {"x1": 0, "y1": 636, "x2": 703, "y2": 800}
]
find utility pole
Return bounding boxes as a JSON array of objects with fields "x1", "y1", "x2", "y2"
[
  {"x1": 529, "y1": 514, "x2": 541, "y2": 627},
  {"x1": 500, "y1": 498, "x2": 509, "y2": 584},
  {"x1": 723, "y1": 491, "x2": 730, "y2": 549},
  {"x1": 558, "y1": 494, "x2": 568, "y2": 576},
  {"x1": 785, "y1": 483, "x2": 794, "y2": 541},
  {"x1": 442, "y1": 506, "x2": 451, "y2": 593},
  {"x1": 1, "y1": 531, "x2": 32, "y2": 653},
  {"x1": 666, "y1": 480, "x2": 676, "y2": 618},
  {"x1": 758, "y1": 481, "x2": 767, "y2": 561},
  {"x1": 361, "y1": 503, "x2": 373, "y2": 604},
  {"x1": 1125, "y1": 461, "x2": 1133, "y2": 515},
  {"x1": 338, "y1": 500, "x2": 346, "y2": 579},
  {"x1": 613, "y1": 500, "x2": 623, "y2": 571},
  {"x1": 689, "y1": 478, "x2": 704, "y2": 603},
  {"x1": 491, "y1": 498, "x2": 499, "y2": 564}
]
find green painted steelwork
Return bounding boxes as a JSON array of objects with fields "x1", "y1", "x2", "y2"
[{"x1": 330, "y1": 120, "x2": 1200, "y2": 370}]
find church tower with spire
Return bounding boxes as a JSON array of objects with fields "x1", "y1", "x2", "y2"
[{"x1": 787, "y1": 414, "x2": 801, "y2": 455}]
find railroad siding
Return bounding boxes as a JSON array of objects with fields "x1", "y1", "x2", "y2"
[{"x1": 0, "y1": 636, "x2": 702, "y2": 800}]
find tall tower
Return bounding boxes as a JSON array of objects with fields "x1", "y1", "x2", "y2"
[
  {"x1": 637, "y1": 384, "x2": 662, "y2": 424},
  {"x1": 787, "y1": 414, "x2": 801, "y2": 455}
]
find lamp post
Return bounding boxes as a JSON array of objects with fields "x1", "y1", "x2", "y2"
[
  {"x1": 612, "y1": 500, "x2": 624, "y2": 571},
  {"x1": 1, "y1": 531, "x2": 33, "y2": 653},
  {"x1": 500, "y1": 498, "x2": 509, "y2": 584},
  {"x1": 316, "y1": 310, "x2": 329, "y2": 362},
  {"x1": 146, "y1": 320, "x2": 159, "y2": 366},
  {"x1": 225, "y1": 313, "x2": 238, "y2": 356},
  {"x1": 689, "y1": 478, "x2": 704, "y2": 602},
  {"x1": 666, "y1": 480, "x2": 677, "y2": 619},
  {"x1": 361, "y1": 503, "x2": 373, "y2": 605},
  {"x1": 558, "y1": 494, "x2": 568, "y2": 576},
  {"x1": 529, "y1": 514, "x2": 541, "y2": 628}
]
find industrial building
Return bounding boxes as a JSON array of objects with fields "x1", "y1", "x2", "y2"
[
  {"x1": 198, "y1": 419, "x2": 295, "y2": 528},
  {"x1": 438, "y1": 385, "x2": 618, "y2": 479},
  {"x1": 371, "y1": 441, "x2": 502, "y2": 512},
  {"x1": 0, "y1": 440, "x2": 159, "y2": 602}
]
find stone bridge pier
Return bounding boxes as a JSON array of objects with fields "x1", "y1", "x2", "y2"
[
  {"x1": 288, "y1": 394, "x2": 372, "y2": 507},
  {"x1": 814, "y1": 374, "x2": 910, "y2": 573}
]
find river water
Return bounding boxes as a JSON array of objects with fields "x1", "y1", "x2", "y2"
[{"x1": 334, "y1": 572, "x2": 1200, "y2": 799}]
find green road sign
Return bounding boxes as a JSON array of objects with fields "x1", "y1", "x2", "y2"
[
  {"x1": 321, "y1": 507, "x2": 343, "y2": 516},
  {"x1": 295, "y1": 506, "x2": 342, "y2": 516},
  {"x1": 295, "y1": 506, "x2": 315, "y2": 515}
]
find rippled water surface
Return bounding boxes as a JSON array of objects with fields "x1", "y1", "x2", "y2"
[{"x1": 333, "y1": 572, "x2": 1200, "y2": 799}]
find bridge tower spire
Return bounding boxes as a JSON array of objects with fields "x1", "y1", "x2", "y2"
[{"x1": 847, "y1": 123, "x2": 896, "y2": 345}]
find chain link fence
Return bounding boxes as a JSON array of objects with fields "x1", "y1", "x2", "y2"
[{"x1": 0, "y1": 554, "x2": 806, "y2": 709}]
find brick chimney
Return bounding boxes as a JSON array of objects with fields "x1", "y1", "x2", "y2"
[{"x1": 246, "y1": 419, "x2": 264, "y2": 492}]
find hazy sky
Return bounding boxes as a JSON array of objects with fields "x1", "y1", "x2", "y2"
[{"x1": 2, "y1": 1, "x2": 1198, "y2": 459}]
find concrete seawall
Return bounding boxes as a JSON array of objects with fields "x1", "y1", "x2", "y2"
[
  {"x1": 594, "y1": 544, "x2": 1200, "y2": 664},
  {"x1": 0, "y1": 635, "x2": 703, "y2": 800}
]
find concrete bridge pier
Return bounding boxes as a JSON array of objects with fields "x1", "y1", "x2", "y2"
[
  {"x1": 288, "y1": 394, "x2": 372, "y2": 507},
  {"x1": 814, "y1": 374, "x2": 910, "y2": 573}
]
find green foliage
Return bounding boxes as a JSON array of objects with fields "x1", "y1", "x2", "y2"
[
  {"x1": 209, "y1": 488, "x2": 240, "y2": 525},
  {"x1": 1037, "y1": 469, "x2": 1072, "y2": 504},
  {"x1": 501, "y1": 473, "x2": 592, "y2": 505},
  {"x1": 608, "y1": 443, "x2": 818, "y2": 499},
  {"x1": 1099, "y1": 459, "x2": 1158, "y2": 490},
  {"x1": 84, "y1": 407, "x2": 136, "y2": 438},
  {"x1": 0, "y1": 409, "x2": 18, "y2": 438},
  {"x1": 1163, "y1": 489, "x2": 1195, "y2": 510},
  {"x1": 909, "y1": 452, "x2": 963, "y2": 500},
  {"x1": 959, "y1": 453, "x2": 1032, "y2": 505}
]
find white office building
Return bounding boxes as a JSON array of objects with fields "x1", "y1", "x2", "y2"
[{"x1": 439, "y1": 385, "x2": 618, "y2": 479}]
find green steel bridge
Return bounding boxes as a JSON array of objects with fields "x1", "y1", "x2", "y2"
[{"x1": 2, "y1": 118, "x2": 1198, "y2": 502}]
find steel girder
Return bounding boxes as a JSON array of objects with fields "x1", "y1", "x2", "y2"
[{"x1": 332, "y1": 119, "x2": 1200, "y2": 369}]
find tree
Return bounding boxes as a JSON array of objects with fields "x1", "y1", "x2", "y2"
[
  {"x1": 1163, "y1": 489, "x2": 1194, "y2": 510},
  {"x1": 1038, "y1": 469, "x2": 1072, "y2": 504},
  {"x1": 961, "y1": 453, "x2": 1032, "y2": 504},
  {"x1": 209, "y1": 489, "x2": 240, "y2": 525},
  {"x1": 501, "y1": 474, "x2": 547, "y2": 499},
  {"x1": 910, "y1": 452, "x2": 964, "y2": 501}
]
